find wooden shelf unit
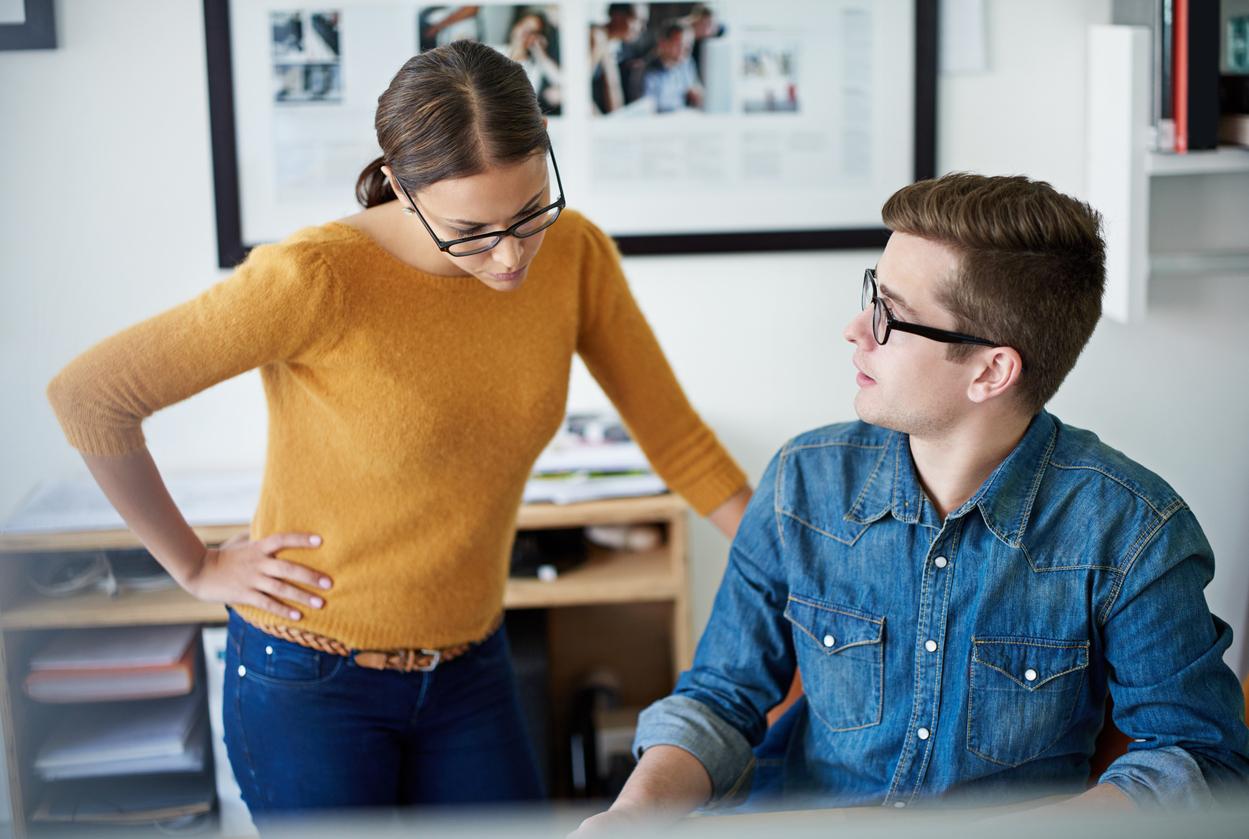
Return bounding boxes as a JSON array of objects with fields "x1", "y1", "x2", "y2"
[{"x1": 0, "y1": 493, "x2": 691, "y2": 839}]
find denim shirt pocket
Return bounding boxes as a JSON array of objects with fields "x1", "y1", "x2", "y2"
[
  {"x1": 967, "y1": 636, "x2": 1089, "y2": 767},
  {"x1": 783, "y1": 595, "x2": 885, "y2": 732}
]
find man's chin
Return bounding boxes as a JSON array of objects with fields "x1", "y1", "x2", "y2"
[{"x1": 853, "y1": 396, "x2": 905, "y2": 434}]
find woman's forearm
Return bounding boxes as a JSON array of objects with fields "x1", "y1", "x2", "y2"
[
  {"x1": 81, "y1": 448, "x2": 210, "y2": 588},
  {"x1": 707, "y1": 486, "x2": 751, "y2": 540}
]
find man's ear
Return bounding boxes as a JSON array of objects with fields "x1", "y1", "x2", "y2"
[{"x1": 966, "y1": 346, "x2": 1023, "y2": 404}]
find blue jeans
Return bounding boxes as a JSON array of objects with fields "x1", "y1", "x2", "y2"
[{"x1": 222, "y1": 610, "x2": 543, "y2": 822}]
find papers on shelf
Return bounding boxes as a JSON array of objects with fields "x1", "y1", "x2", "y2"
[
  {"x1": 34, "y1": 690, "x2": 207, "y2": 781},
  {"x1": 32, "y1": 772, "x2": 214, "y2": 825},
  {"x1": 3, "y1": 470, "x2": 261, "y2": 535},
  {"x1": 26, "y1": 625, "x2": 199, "y2": 703},
  {"x1": 523, "y1": 472, "x2": 667, "y2": 505},
  {"x1": 30, "y1": 625, "x2": 198, "y2": 671},
  {"x1": 525, "y1": 413, "x2": 666, "y2": 505}
]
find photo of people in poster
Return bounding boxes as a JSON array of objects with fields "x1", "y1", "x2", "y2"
[
  {"x1": 271, "y1": 10, "x2": 343, "y2": 104},
  {"x1": 417, "y1": 4, "x2": 563, "y2": 115},
  {"x1": 590, "y1": 3, "x2": 730, "y2": 116}
]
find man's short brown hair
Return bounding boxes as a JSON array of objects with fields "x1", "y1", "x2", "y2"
[{"x1": 881, "y1": 173, "x2": 1105, "y2": 415}]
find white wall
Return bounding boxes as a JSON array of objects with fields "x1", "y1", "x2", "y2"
[{"x1": 3, "y1": 1, "x2": 1248, "y2": 680}]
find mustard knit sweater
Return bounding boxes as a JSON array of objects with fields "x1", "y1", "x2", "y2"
[{"x1": 47, "y1": 210, "x2": 746, "y2": 649}]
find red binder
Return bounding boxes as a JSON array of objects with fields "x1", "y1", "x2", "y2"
[{"x1": 1174, "y1": 0, "x2": 1189, "y2": 152}]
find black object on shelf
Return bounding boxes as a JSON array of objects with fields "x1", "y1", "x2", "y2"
[
  {"x1": 1179, "y1": 0, "x2": 1220, "y2": 150},
  {"x1": 509, "y1": 528, "x2": 588, "y2": 579}
]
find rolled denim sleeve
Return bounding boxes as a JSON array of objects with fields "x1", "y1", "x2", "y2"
[
  {"x1": 632, "y1": 450, "x2": 795, "y2": 805},
  {"x1": 633, "y1": 695, "x2": 757, "y2": 804},
  {"x1": 1098, "y1": 507, "x2": 1249, "y2": 807}
]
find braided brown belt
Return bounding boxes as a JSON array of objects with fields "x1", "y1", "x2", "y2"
[{"x1": 255, "y1": 612, "x2": 505, "y2": 673}]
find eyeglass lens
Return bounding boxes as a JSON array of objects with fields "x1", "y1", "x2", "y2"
[
  {"x1": 444, "y1": 205, "x2": 563, "y2": 256},
  {"x1": 861, "y1": 270, "x2": 889, "y2": 344}
]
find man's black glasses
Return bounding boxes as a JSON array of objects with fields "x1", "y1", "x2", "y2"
[
  {"x1": 394, "y1": 144, "x2": 565, "y2": 257},
  {"x1": 861, "y1": 268, "x2": 996, "y2": 347}
]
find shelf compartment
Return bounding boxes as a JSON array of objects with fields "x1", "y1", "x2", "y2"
[
  {"x1": 1, "y1": 545, "x2": 680, "y2": 630},
  {"x1": 1145, "y1": 147, "x2": 1249, "y2": 176}
]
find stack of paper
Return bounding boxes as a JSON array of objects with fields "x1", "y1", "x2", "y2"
[
  {"x1": 2, "y1": 469, "x2": 261, "y2": 535},
  {"x1": 32, "y1": 773, "x2": 214, "y2": 825},
  {"x1": 25, "y1": 625, "x2": 198, "y2": 703},
  {"x1": 34, "y1": 690, "x2": 206, "y2": 781},
  {"x1": 525, "y1": 413, "x2": 666, "y2": 505}
]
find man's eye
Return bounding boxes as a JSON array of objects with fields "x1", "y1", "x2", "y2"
[{"x1": 453, "y1": 227, "x2": 483, "y2": 237}]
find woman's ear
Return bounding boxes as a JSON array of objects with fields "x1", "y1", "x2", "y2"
[{"x1": 381, "y1": 165, "x2": 408, "y2": 209}]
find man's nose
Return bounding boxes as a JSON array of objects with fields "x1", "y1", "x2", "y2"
[{"x1": 844, "y1": 305, "x2": 873, "y2": 346}]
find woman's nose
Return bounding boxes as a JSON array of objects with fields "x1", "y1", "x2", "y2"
[{"x1": 494, "y1": 235, "x2": 523, "y2": 269}]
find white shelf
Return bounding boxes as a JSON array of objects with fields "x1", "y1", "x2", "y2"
[
  {"x1": 1150, "y1": 251, "x2": 1249, "y2": 276},
  {"x1": 1146, "y1": 147, "x2": 1249, "y2": 176},
  {"x1": 1085, "y1": 25, "x2": 1249, "y2": 323}
]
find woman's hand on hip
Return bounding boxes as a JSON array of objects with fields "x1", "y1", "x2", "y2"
[{"x1": 184, "y1": 532, "x2": 332, "y2": 621}]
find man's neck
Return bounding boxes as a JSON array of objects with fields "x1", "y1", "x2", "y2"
[{"x1": 908, "y1": 411, "x2": 1034, "y2": 521}]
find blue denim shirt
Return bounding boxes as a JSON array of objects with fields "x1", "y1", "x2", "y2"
[{"x1": 635, "y1": 412, "x2": 1249, "y2": 809}]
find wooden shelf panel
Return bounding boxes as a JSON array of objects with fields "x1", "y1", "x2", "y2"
[
  {"x1": 516, "y1": 494, "x2": 684, "y2": 530},
  {"x1": 0, "y1": 494, "x2": 686, "y2": 554},
  {"x1": 0, "y1": 525, "x2": 247, "y2": 555},
  {"x1": 1, "y1": 546, "x2": 676, "y2": 629},
  {"x1": 0, "y1": 588, "x2": 228, "y2": 630},
  {"x1": 505, "y1": 546, "x2": 677, "y2": 609}
]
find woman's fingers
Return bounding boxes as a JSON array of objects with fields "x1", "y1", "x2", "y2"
[
  {"x1": 246, "y1": 590, "x2": 302, "y2": 621},
  {"x1": 258, "y1": 532, "x2": 322, "y2": 556},
  {"x1": 255, "y1": 575, "x2": 325, "y2": 610},
  {"x1": 261, "y1": 557, "x2": 332, "y2": 591}
]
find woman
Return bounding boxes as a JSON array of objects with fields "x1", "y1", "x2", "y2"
[
  {"x1": 46, "y1": 41, "x2": 750, "y2": 820},
  {"x1": 506, "y1": 9, "x2": 562, "y2": 114}
]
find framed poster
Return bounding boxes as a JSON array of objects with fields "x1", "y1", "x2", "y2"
[
  {"x1": 0, "y1": 0, "x2": 56, "y2": 50},
  {"x1": 204, "y1": 0, "x2": 936, "y2": 267}
]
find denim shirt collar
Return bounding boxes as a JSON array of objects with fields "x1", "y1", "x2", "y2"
[{"x1": 843, "y1": 411, "x2": 1059, "y2": 545}]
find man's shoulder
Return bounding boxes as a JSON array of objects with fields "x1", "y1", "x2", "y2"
[
  {"x1": 1018, "y1": 416, "x2": 1195, "y2": 574},
  {"x1": 1046, "y1": 417, "x2": 1185, "y2": 516},
  {"x1": 771, "y1": 421, "x2": 891, "y2": 495}
]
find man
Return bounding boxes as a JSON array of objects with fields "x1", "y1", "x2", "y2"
[
  {"x1": 642, "y1": 21, "x2": 704, "y2": 113},
  {"x1": 577, "y1": 174, "x2": 1249, "y2": 830},
  {"x1": 591, "y1": 3, "x2": 652, "y2": 113}
]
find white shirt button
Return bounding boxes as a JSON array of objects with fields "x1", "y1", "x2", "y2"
[
  {"x1": 823, "y1": 634, "x2": 836, "y2": 648},
  {"x1": 1024, "y1": 668, "x2": 1038, "y2": 682},
  {"x1": 265, "y1": 645, "x2": 274, "y2": 656},
  {"x1": 917, "y1": 727, "x2": 930, "y2": 740},
  {"x1": 934, "y1": 556, "x2": 948, "y2": 569},
  {"x1": 924, "y1": 640, "x2": 938, "y2": 653},
  {"x1": 237, "y1": 665, "x2": 247, "y2": 678}
]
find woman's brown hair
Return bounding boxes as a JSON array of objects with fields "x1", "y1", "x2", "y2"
[{"x1": 355, "y1": 40, "x2": 548, "y2": 208}]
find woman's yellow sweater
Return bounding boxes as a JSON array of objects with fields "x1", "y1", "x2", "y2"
[{"x1": 47, "y1": 210, "x2": 746, "y2": 649}]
